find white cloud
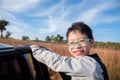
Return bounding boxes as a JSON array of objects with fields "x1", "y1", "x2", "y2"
[
  {"x1": 75, "y1": 0, "x2": 120, "y2": 25},
  {"x1": 29, "y1": 0, "x2": 120, "y2": 35},
  {"x1": 29, "y1": 0, "x2": 70, "y2": 34},
  {"x1": 78, "y1": 9, "x2": 99, "y2": 23},
  {"x1": 0, "y1": 10, "x2": 17, "y2": 21},
  {"x1": 0, "y1": 10, "x2": 31, "y2": 39},
  {"x1": 29, "y1": 0, "x2": 67, "y2": 17},
  {"x1": 0, "y1": 0, "x2": 41, "y2": 12},
  {"x1": 37, "y1": 15, "x2": 62, "y2": 33},
  {"x1": 0, "y1": 10, "x2": 29, "y2": 28}
]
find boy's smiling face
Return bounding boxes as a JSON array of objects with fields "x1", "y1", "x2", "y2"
[{"x1": 67, "y1": 30, "x2": 94, "y2": 58}]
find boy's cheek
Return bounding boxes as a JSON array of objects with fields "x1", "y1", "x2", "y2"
[
  {"x1": 69, "y1": 46, "x2": 74, "y2": 52},
  {"x1": 68, "y1": 48, "x2": 73, "y2": 54}
]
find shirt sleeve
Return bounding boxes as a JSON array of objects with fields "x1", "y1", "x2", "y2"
[{"x1": 31, "y1": 46, "x2": 103, "y2": 77}]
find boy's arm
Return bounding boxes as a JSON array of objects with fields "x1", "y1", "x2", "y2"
[{"x1": 31, "y1": 45, "x2": 102, "y2": 77}]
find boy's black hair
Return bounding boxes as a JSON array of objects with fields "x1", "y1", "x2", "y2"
[{"x1": 66, "y1": 22, "x2": 94, "y2": 41}]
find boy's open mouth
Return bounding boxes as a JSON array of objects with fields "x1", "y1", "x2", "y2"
[{"x1": 73, "y1": 49, "x2": 84, "y2": 56}]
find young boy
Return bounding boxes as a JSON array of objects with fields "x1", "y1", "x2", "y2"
[{"x1": 30, "y1": 22, "x2": 108, "y2": 80}]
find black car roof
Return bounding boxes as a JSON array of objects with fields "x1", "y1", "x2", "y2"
[
  {"x1": 0, "y1": 43, "x2": 13, "y2": 50},
  {"x1": 0, "y1": 43, "x2": 15, "y2": 56}
]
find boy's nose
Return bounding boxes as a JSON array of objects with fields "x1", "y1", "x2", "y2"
[{"x1": 74, "y1": 42, "x2": 82, "y2": 48}]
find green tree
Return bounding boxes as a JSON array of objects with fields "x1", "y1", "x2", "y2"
[
  {"x1": 44, "y1": 34, "x2": 64, "y2": 43},
  {"x1": 22, "y1": 36, "x2": 30, "y2": 41},
  {"x1": 55, "y1": 34, "x2": 63, "y2": 43},
  {"x1": 50, "y1": 35, "x2": 55, "y2": 43},
  {"x1": 45, "y1": 35, "x2": 51, "y2": 42},
  {"x1": 34, "y1": 37, "x2": 39, "y2": 42},
  {"x1": 0, "y1": 20, "x2": 9, "y2": 37},
  {"x1": 5, "y1": 31, "x2": 12, "y2": 38}
]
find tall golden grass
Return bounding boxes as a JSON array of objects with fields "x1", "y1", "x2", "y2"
[{"x1": 0, "y1": 38, "x2": 120, "y2": 80}]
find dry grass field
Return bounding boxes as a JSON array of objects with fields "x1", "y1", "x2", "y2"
[{"x1": 0, "y1": 38, "x2": 120, "y2": 80}]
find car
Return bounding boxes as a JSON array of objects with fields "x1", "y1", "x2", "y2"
[{"x1": 0, "y1": 43, "x2": 50, "y2": 80}]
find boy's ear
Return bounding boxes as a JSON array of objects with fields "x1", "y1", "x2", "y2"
[{"x1": 90, "y1": 39, "x2": 94, "y2": 47}]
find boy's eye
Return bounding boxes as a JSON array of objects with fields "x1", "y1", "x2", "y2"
[
  {"x1": 79, "y1": 38, "x2": 90, "y2": 42},
  {"x1": 79, "y1": 39, "x2": 85, "y2": 43},
  {"x1": 69, "y1": 42, "x2": 74, "y2": 45},
  {"x1": 67, "y1": 42, "x2": 74, "y2": 46}
]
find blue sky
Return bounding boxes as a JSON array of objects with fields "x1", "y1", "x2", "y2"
[{"x1": 0, "y1": 0, "x2": 120, "y2": 43}]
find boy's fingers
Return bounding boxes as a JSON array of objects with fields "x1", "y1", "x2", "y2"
[{"x1": 30, "y1": 45, "x2": 38, "y2": 48}]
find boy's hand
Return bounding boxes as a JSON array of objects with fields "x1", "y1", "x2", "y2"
[
  {"x1": 30, "y1": 45, "x2": 38, "y2": 48},
  {"x1": 15, "y1": 44, "x2": 32, "y2": 53},
  {"x1": 30, "y1": 45, "x2": 49, "y2": 51}
]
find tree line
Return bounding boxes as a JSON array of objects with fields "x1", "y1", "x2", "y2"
[
  {"x1": 0, "y1": 19, "x2": 120, "y2": 50},
  {"x1": 94, "y1": 41, "x2": 120, "y2": 50},
  {"x1": 22, "y1": 34, "x2": 65, "y2": 44}
]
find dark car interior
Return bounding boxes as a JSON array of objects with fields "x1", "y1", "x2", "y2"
[{"x1": 0, "y1": 43, "x2": 50, "y2": 80}]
